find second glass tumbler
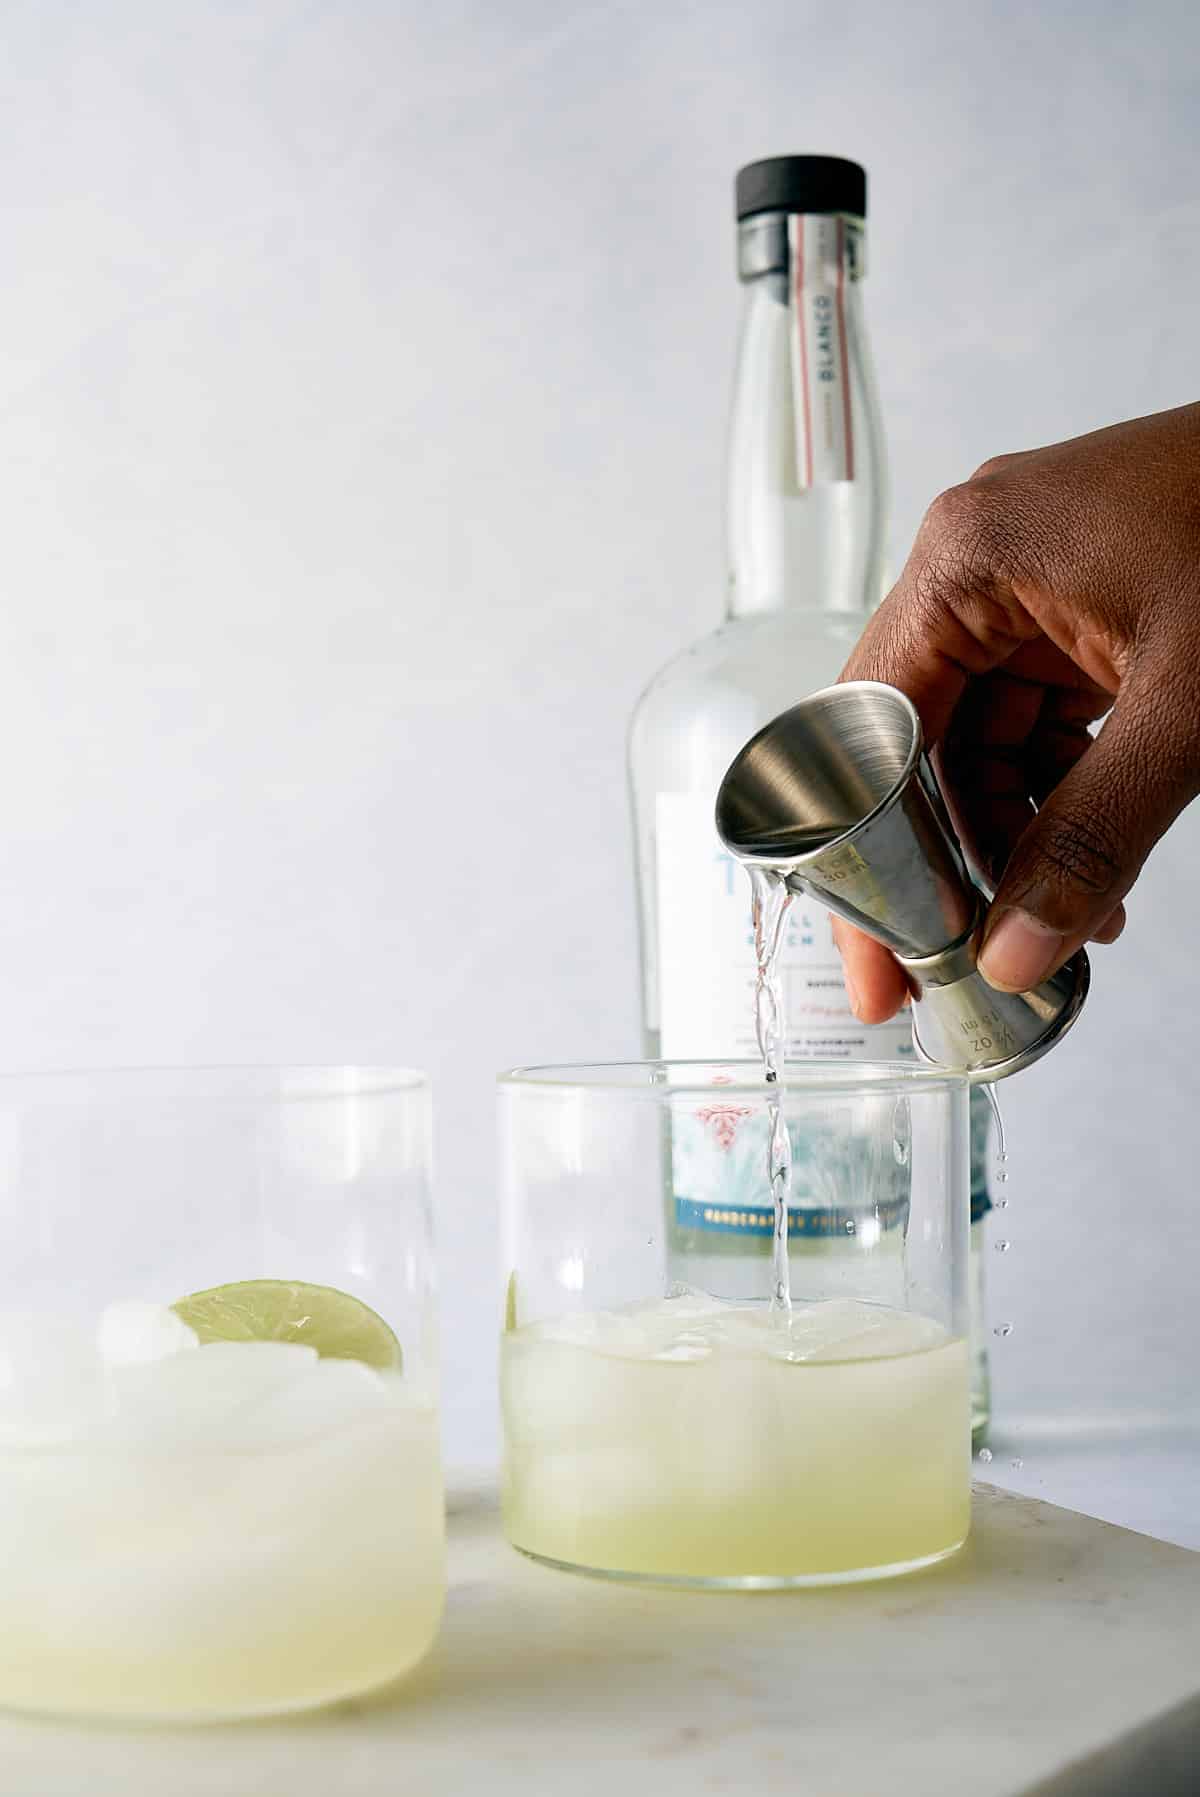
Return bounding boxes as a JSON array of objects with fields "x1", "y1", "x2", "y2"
[{"x1": 499, "y1": 1061, "x2": 971, "y2": 1589}]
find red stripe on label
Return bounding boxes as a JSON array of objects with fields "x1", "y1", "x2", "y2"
[
  {"x1": 835, "y1": 216, "x2": 854, "y2": 482},
  {"x1": 794, "y1": 219, "x2": 813, "y2": 489}
]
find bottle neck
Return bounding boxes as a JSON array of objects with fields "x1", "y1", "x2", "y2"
[{"x1": 726, "y1": 211, "x2": 888, "y2": 621}]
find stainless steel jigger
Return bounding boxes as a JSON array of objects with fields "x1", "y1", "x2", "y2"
[{"x1": 714, "y1": 680, "x2": 1089, "y2": 1082}]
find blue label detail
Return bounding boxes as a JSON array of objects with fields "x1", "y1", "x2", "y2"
[{"x1": 674, "y1": 1196, "x2": 911, "y2": 1238}]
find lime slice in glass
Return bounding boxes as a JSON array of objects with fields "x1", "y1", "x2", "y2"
[{"x1": 171, "y1": 1280, "x2": 402, "y2": 1371}]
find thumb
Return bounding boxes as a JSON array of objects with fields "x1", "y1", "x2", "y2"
[{"x1": 978, "y1": 676, "x2": 1200, "y2": 992}]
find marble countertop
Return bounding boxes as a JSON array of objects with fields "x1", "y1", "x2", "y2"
[{"x1": 1, "y1": 1481, "x2": 1198, "y2": 1797}]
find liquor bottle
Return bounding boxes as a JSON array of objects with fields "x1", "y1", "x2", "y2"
[{"x1": 628, "y1": 154, "x2": 992, "y2": 1441}]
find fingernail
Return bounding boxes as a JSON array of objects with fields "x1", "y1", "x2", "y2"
[
  {"x1": 843, "y1": 969, "x2": 862, "y2": 1019},
  {"x1": 979, "y1": 909, "x2": 1066, "y2": 993}
]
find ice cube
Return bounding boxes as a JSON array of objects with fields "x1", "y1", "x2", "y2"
[
  {"x1": 0, "y1": 1310, "x2": 92, "y2": 1391},
  {"x1": 97, "y1": 1300, "x2": 199, "y2": 1367},
  {"x1": 0, "y1": 1310, "x2": 112, "y2": 1447},
  {"x1": 237, "y1": 1357, "x2": 394, "y2": 1451},
  {"x1": 164, "y1": 1340, "x2": 318, "y2": 1384},
  {"x1": 110, "y1": 1340, "x2": 320, "y2": 1446},
  {"x1": 537, "y1": 1294, "x2": 947, "y2": 1367},
  {"x1": 654, "y1": 1337, "x2": 713, "y2": 1363},
  {"x1": 540, "y1": 1291, "x2": 726, "y2": 1361},
  {"x1": 769, "y1": 1298, "x2": 946, "y2": 1363},
  {"x1": 660, "y1": 1284, "x2": 724, "y2": 1316},
  {"x1": 0, "y1": 1351, "x2": 110, "y2": 1451}
]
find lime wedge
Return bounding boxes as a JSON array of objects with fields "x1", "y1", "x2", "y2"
[{"x1": 171, "y1": 1280, "x2": 402, "y2": 1371}]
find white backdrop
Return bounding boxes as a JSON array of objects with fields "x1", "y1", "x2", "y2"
[{"x1": 1, "y1": 0, "x2": 1198, "y2": 1490}]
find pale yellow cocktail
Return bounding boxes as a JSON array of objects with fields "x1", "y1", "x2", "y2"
[
  {"x1": 502, "y1": 1292, "x2": 969, "y2": 1586},
  {"x1": 0, "y1": 1299, "x2": 444, "y2": 1719}
]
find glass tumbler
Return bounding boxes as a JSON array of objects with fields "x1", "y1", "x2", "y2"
[
  {"x1": 0, "y1": 1066, "x2": 442, "y2": 1721},
  {"x1": 500, "y1": 1061, "x2": 970, "y2": 1589}
]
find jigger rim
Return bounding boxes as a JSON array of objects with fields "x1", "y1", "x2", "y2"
[{"x1": 714, "y1": 679, "x2": 924, "y2": 868}]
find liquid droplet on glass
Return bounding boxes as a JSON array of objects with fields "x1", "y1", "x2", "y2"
[
  {"x1": 844, "y1": 1219, "x2": 856, "y2": 1236},
  {"x1": 996, "y1": 1169, "x2": 1009, "y2": 1183},
  {"x1": 993, "y1": 1322, "x2": 1013, "y2": 1338},
  {"x1": 994, "y1": 1239, "x2": 1011, "y2": 1253},
  {"x1": 977, "y1": 1447, "x2": 993, "y2": 1464},
  {"x1": 1010, "y1": 1458, "x2": 1024, "y2": 1470},
  {"x1": 997, "y1": 1197, "x2": 1010, "y2": 1210}
]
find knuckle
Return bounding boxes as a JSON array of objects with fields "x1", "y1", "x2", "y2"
[
  {"x1": 920, "y1": 481, "x2": 979, "y2": 546},
  {"x1": 1029, "y1": 813, "x2": 1125, "y2": 899},
  {"x1": 969, "y1": 452, "x2": 1015, "y2": 482},
  {"x1": 914, "y1": 474, "x2": 1049, "y2": 621},
  {"x1": 918, "y1": 482, "x2": 1010, "y2": 585}
]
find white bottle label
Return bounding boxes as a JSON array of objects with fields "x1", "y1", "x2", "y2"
[
  {"x1": 788, "y1": 214, "x2": 855, "y2": 490},
  {"x1": 655, "y1": 792, "x2": 913, "y2": 1063}
]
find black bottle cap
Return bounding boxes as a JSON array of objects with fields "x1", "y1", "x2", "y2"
[{"x1": 735, "y1": 156, "x2": 867, "y2": 221}]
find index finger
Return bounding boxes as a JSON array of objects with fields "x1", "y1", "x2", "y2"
[
  {"x1": 839, "y1": 531, "x2": 1038, "y2": 745},
  {"x1": 829, "y1": 917, "x2": 912, "y2": 1023}
]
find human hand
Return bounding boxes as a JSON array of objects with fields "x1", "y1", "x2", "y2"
[{"x1": 834, "y1": 403, "x2": 1200, "y2": 1021}]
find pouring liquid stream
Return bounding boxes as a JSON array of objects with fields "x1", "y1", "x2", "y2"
[
  {"x1": 983, "y1": 1082, "x2": 1006, "y2": 1167},
  {"x1": 747, "y1": 871, "x2": 1011, "y2": 1320},
  {"x1": 749, "y1": 866, "x2": 794, "y2": 1314}
]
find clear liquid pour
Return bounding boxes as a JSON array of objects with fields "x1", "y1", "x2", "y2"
[
  {"x1": 749, "y1": 866, "x2": 794, "y2": 1315},
  {"x1": 983, "y1": 1082, "x2": 1008, "y2": 1183}
]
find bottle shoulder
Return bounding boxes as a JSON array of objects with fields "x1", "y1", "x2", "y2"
[
  {"x1": 631, "y1": 610, "x2": 867, "y2": 732},
  {"x1": 629, "y1": 609, "x2": 871, "y2": 798}
]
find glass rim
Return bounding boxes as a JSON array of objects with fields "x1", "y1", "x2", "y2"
[
  {"x1": 498, "y1": 1058, "x2": 969, "y2": 1099},
  {"x1": 0, "y1": 1063, "x2": 429, "y2": 1098}
]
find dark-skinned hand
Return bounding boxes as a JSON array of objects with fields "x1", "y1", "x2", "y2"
[{"x1": 834, "y1": 402, "x2": 1200, "y2": 1019}]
